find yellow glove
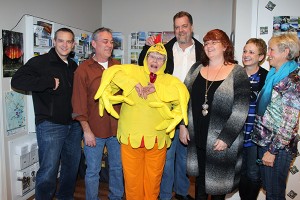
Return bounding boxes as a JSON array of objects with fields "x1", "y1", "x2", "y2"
[
  {"x1": 168, "y1": 129, "x2": 176, "y2": 139},
  {"x1": 98, "y1": 86, "x2": 134, "y2": 119},
  {"x1": 149, "y1": 102, "x2": 183, "y2": 136},
  {"x1": 154, "y1": 82, "x2": 189, "y2": 125},
  {"x1": 176, "y1": 83, "x2": 189, "y2": 125},
  {"x1": 94, "y1": 65, "x2": 125, "y2": 99},
  {"x1": 94, "y1": 65, "x2": 137, "y2": 100},
  {"x1": 109, "y1": 95, "x2": 134, "y2": 106}
]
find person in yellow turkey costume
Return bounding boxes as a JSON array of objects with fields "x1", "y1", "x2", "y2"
[{"x1": 94, "y1": 43, "x2": 189, "y2": 200}]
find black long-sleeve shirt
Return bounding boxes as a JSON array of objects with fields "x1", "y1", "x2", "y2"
[{"x1": 11, "y1": 48, "x2": 78, "y2": 125}]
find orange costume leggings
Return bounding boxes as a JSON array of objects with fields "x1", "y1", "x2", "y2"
[{"x1": 121, "y1": 142, "x2": 167, "y2": 200}]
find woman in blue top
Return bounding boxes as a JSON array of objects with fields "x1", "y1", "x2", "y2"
[
  {"x1": 252, "y1": 33, "x2": 300, "y2": 200},
  {"x1": 239, "y1": 38, "x2": 268, "y2": 200}
]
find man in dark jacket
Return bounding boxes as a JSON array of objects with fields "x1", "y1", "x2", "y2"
[
  {"x1": 138, "y1": 11, "x2": 205, "y2": 200},
  {"x1": 11, "y1": 28, "x2": 82, "y2": 200}
]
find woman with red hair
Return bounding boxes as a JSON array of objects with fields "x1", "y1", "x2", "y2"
[{"x1": 180, "y1": 29, "x2": 250, "y2": 199}]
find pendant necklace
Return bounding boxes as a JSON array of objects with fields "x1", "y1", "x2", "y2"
[{"x1": 202, "y1": 64, "x2": 224, "y2": 116}]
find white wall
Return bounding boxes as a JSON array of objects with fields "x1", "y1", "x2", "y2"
[
  {"x1": 233, "y1": 0, "x2": 257, "y2": 66},
  {"x1": 0, "y1": 1, "x2": 102, "y2": 199},
  {"x1": 0, "y1": 0, "x2": 102, "y2": 32},
  {"x1": 234, "y1": 0, "x2": 300, "y2": 67},
  {"x1": 101, "y1": 0, "x2": 234, "y2": 62}
]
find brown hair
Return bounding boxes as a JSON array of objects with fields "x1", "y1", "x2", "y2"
[
  {"x1": 54, "y1": 28, "x2": 75, "y2": 42},
  {"x1": 202, "y1": 29, "x2": 237, "y2": 66},
  {"x1": 173, "y1": 11, "x2": 193, "y2": 26},
  {"x1": 246, "y1": 38, "x2": 267, "y2": 65}
]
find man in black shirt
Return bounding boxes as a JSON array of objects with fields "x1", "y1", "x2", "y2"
[{"x1": 11, "y1": 28, "x2": 82, "y2": 200}]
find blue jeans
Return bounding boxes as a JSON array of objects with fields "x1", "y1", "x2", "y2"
[
  {"x1": 84, "y1": 136, "x2": 123, "y2": 200},
  {"x1": 241, "y1": 145, "x2": 261, "y2": 182},
  {"x1": 160, "y1": 129, "x2": 190, "y2": 200},
  {"x1": 258, "y1": 146, "x2": 293, "y2": 200},
  {"x1": 35, "y1": 120, "x2": 82, "y2": 200},
  {"x1": 239, "y1": 145, "x2": 261, "y2": 199}
]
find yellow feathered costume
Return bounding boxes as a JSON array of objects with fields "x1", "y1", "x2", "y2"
[{"x1": 94, "y1": 43, "x2": 189, "y2": 149}]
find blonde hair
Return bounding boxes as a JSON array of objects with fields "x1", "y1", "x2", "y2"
[{"x1": 269, "y1": 33, "x2": 300, "y2": 60}]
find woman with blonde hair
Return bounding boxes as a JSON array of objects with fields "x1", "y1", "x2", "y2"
[{"x1": 252, "y1": 33, "x2": 300, "y2": 199}]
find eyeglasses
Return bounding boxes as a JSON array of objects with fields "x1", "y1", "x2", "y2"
[
  {"x1": 147, "y1": 54, "x2": 165, "y2": 62},
  {"x1": 204, "y1": 40, "x2": 221, "y2": 47}
]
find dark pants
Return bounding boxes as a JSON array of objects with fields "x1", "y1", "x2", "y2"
[
  {"x1": 160, "y1": 129, "x2": 190, "y2": 200},
  {"x1": 35, "y1": 120, "x2": 82, "y2": 200},
  {"x1": 258, "y1": 146, "x2": 293, "y2": 200},
  {"x1": 239, "y1": 145, "x2": 261, "y2": 200}
]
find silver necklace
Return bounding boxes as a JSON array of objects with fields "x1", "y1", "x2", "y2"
[{"x1": 202, "y1": 65, "x2": 224, "y2": 116}]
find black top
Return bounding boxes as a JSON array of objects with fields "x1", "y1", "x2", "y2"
[
  {"x1": 192, "y1": 72, "x2": 223, "y2": 149},
  {"x1": 11, "y1": 48, "x2": 78, "y2": 125}
]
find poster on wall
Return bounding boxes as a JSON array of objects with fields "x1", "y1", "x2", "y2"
[
  {"x1": 4, "y1": 91, "x2": 26, "y2": 136},
  {"x1": 112, "y1": 32, "x2": 124, "y2": 63},
  {"x1": 273, "y1": 16, "x2": 300, "y2": 39},
  {"x1": 73, "y1": 33, "x2": 91, "y2": 64},
  {"x1": 130, "y1": 51, "x2": 139, "y2": 64},
  {"x1": 162, "y1": 31, "x2": 175, "y2": 44},
  {"x1": 112, "y1": 32, "x2": 123, "y2": 50},
  {"x1": 130, "y1": 31, "x2": 146, "y2": 49},
  {"x1": 33, "y1": 21, "x2": 53, "y2": 47},
  {"x1": 112, "y1": 51, "x2": 123, "y2": 64},
  {"x1": 2, "y1": 30, "x2": 24, "y2": 77}
]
